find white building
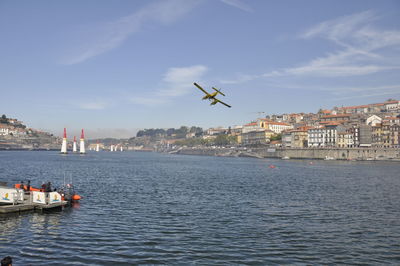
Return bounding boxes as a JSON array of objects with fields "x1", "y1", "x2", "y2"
[
  {"x1": 366, "y1": 115, "x2": 382, "y2": 126},
  {"x1": 0, "y1": 125, "x2": 9, "y2": 135},
  {"x1": 242, "y1": 122, "x2": 262, "y2": 134},
  {"x1": 308, "y1": 128, "x2": 324, "y2": 147},
  {"x1": 259, "y1": 119, "x2": 293, "y2": 134},
  {"x1": 384, "y1": 100, "x2": 400, "y2": 111},
  {"x1": 206, "y1": 127, "x2": 228, "y2": 136},
  {"x1": 308, "y1": 124, "x2": 338, "y2": 147}
]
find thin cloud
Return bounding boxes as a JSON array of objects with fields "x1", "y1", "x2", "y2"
[
  {"x1": 266, "y1": 11, "x2": 400, "y2": 78},
  {"x1": 223, "y1": 10, "x2": 400, "y2": 83},
  {"x1": 130, "y1": 65, "x2": 208, "y2": 106},
  {"x1": 62, "y1": 0, "x2": 200, "y2": 65},
  {"x1": 330, "y1": 84, "x2": 400, "y2": 94},
  {"x1": 334, "y1": 90, "x2": 400, "y2": 101},
  {"x1": 220, "y1": 0, "x2": 253, "y2": 12},
  {"x1": 300, "y1": 11, "x2": 377, "y2": 42},
  {"x1": 158, "y1": 65, "x2": 208, "y2": 97}
]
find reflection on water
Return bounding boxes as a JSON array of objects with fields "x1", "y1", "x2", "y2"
[
  {"x1": 0, "y1": 151, "x2": 400, "y2": 265},
  {"x1": 0, "y1": 214, "x2": 24, "y2": 241},
  {"x1": 29, "y1": 213, "x2": 61, "y2": 235}
]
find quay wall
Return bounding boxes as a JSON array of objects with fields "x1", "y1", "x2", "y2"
[
  {"x1": 172, "y1": 147, "x2": 400, "y2": 161},
  {"x1": 257, "y1": 147, "x2": 400, "y2": 160}
]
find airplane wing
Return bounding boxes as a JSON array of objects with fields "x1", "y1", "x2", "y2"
[
  {"x1": 216, "y1": 99, "x2": 232, "y2": 108},
  {"x1": 193, "y1": 82, "x2": 210, "y2": 95},
  {"x1": 212, "y1": 87, "x2": 226, "y2": 96}
]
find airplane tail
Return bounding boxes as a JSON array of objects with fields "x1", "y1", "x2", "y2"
[{"x1": 212, "y1": 87, "x2": 225, "y2": 96}]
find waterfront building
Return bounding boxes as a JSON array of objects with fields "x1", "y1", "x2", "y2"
[
  {"x1": 337, "y1": 132, "x2": 346, "y2": 148},
  {"x1": 381, "y1": 122, "x2": 391, "y2": 148},
  {"x1": 241, "y1": 129, "x2": 275, "y2": 146},
  {"x1": 282, "y1": 131, "x2": 292, "y2": 147},
  {"x1": 307, "y1": 124, "x2": 338, "y2": 147},
  {"x1": 359, "y1": 124, "x2": 373, "y2": 147},
  {"x1": 308, "y1": 127, "x2": 324, "y2": 147},
  {"x1": 291, "y1": 129, "x2": 309, "y2": 148},
  {"x1": 337, "y1": 131, "x2": 354, "y2": 148},
  {"x1": 242, "y1": 122, "x2": 261, "y2": 134},
  {"x1": 323, "y1": 124, "x2": 338, "y2": 147},
  {"x1": 371, "y1": 124, "x2": 383, "y2": 147},
  {"x1": 350, "y1": 126, "x2": 360, "y2": 147},
  {"x1": 282, "y1": 129, "x2": 309, "y2": 148},
  {"x1": 229, "y1": 125, "x2": 243, "y2": 144},
  {"x1": 389, "y1": 124, "x2": 400, "y2": 148}
]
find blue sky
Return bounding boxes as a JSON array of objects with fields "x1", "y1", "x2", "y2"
[{"x1": 1, "y1": 0, "x2": 399, "y2": 138}]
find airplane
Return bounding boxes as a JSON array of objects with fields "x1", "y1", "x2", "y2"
[{"x1": 193, "y1": 82, "x2": 232, "y2": 108}]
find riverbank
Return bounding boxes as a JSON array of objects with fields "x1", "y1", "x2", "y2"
[{"x1": 167, "y1": 147, "x2": 400, "y2": 161}]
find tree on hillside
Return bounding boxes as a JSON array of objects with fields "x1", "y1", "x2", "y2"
[
  {"x1": 270, "y1": 134, "x2": 282, "y2": 141},
  {"x1": 166, "y1": 128, "x2": 175, "y2": 136},
  {"x1": 175, "y1": 137, "x2": 209, "y2": 147},
  {"x1": 214, "y1": 134, "x2": 237, "y2": 146},
  {"x1": 175, "y1": 126, "x2": 188, "y2": 138},
  {"x1": 190, "y1": 126, "x2": 203, "y2": 137},
  {"x1": 136, "y1": 128, "x2": 166, "y2": 138},
  {"x1": 0, "y1": 114, "x2": 8, "y2": 123}
]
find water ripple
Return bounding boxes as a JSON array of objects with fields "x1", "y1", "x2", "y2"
[{"x1": 0, "y1": 151, "x2": 400, "y2": 265}]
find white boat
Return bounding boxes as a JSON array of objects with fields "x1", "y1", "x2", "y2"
[
  {"x1": 324, "y1": 156, "x2": 336, "y2": 160},
  {"x1": 282, "y1": 156, "x2": 290, "y2": 160}
]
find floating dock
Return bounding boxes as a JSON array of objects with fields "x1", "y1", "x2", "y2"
[
  {"x1": 0, "y1": 201, "x2": 68, "y2": 214},
  {"x1": 0, "y1": 187, "x2": 68, "y2": 214}
]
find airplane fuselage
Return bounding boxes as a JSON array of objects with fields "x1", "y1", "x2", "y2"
[{"x1": 202, "y1": 92, "x2": 218, "y2": 100}]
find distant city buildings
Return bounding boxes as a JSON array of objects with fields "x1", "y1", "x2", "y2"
[{"x1": 208, "y1": 99, "x2": 400, "y2": 148}]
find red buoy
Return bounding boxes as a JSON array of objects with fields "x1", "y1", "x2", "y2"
[
  {"x1": 72, "y1": 194, "x2": 81, "y2": 201},
  {"x1": 269, "y1": 165, "x2": 276, "y2": 169}
]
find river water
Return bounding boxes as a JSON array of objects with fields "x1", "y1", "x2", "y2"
[{"x1": 0, "y1": 151, "x2": 399, "y2": 265}]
